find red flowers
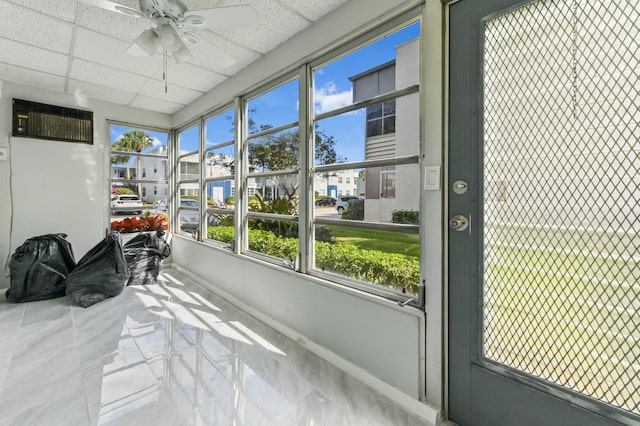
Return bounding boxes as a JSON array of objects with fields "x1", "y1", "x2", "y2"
[{"x1": 110, "y1": 214, "x2": 168, "y2": 233}]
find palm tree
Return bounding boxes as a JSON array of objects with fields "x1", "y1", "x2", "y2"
[{"x1": 111, "y1": 130, "x2": 154, "y2": 197}]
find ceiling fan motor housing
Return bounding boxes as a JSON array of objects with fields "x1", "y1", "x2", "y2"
[{"x1": 139, "y1": 0, "x2": 188, "y2": 21}]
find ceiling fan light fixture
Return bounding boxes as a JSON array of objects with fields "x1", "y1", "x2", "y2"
[
  {"x1": 127, "y1": 29, "x2": 160, "y2": 56},
  {"x1": 173, "y1": 44, "x2": 192, "y2": 63},
  {"x1": 158, "y1": 24, "x2": 183, "y2": 52}
]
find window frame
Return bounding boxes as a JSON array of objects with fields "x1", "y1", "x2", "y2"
[
  {"x1": 107, "y1": 120, "x2": 170, "y2": 228},
  {"x1": 166, "y1": 7, "x2": 425, "y2": 308}
]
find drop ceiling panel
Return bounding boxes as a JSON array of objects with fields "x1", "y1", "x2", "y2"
[
  {"x1": 73, "y1": 27, "x2": 162, "y2": 75},
  {"x1": 67, "y1": 78, "x2": 137, "y2": 105},
  {"x1": 0, "y1": 63, "x2": 65, "y2": 93},
  {"x1": 0, "y1": 1, "x2": 74, "y2": 53},
  {"x1": 212, "y1": 0, "x2": 309, "y2": 54},
  {"x1": 153, "y1": 63, "x2": 228, "y2": 93},
  {"x1": 75, "y1": 2, "x2": 148, "y2": 43},
  {"x1": 69, "y1": 59, "x2": 151, "y2": 92},
  {"x1": 141, "y1": 79, "x2": 203, "y2": 105},
  {"x1": 280, "y1": 0, "x2": 351, "y2": 21},
  {"x1": 0, "y1": 38, "x2": 68, "y2": 76},
  {"x1": 6, "y1": 0, "x2": 78, "y2": 22},
  {"x1": 129, "y1": 94, "x2": 184, "y2": 114},
  {"x1": 192, "y1": 30, "x2": 261, "y2": 75}
]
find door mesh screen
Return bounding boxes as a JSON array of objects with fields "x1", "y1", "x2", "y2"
[{"x1": 482, "y1": 0, "x2": 640, "y2": 415}]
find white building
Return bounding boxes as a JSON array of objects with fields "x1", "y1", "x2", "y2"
[{"x1": 350, "y1": 38, "x2": 420, "y2": 222}]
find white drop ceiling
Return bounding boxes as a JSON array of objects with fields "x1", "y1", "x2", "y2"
[{"x1": 0, "y1": 0, "x2": 351, "y2": 114}]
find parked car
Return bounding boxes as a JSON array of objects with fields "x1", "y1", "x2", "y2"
[
  {"x1": 111, "y1": 194, "x2": 143, "y2": 215},
  {"x1": 179, "y1": 199, "x2": 220, "y2": 232},
  {"x1": 315, "y1": 196, "x2": 336, "y2": 206},
  {"x1": 335, "y1": 196, "x2": 362, "y2": 213}
]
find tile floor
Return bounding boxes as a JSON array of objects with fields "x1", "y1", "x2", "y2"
[{"x1": 0, "y1": 269, "x2": 425, "y2": 426}]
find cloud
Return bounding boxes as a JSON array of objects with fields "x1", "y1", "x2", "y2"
[
  {"x1": 151, "y1": 137, "x2": 162, "y2": 146},
  {"x1": 314, "y1": 81, "x2": 353, "y2": 114}
]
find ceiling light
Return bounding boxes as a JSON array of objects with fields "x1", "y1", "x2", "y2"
[
  {"x1": 126, "y1": 29, "x2": 159, "y2": 56},
  {"x1": 173, "y1": 45, "x2": 192, "y2": 63},
  {"x1": 158, "y1": 24, "x2": 183, "y2": 52}
]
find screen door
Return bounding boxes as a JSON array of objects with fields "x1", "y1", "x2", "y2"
[{"x1": 448, "y1": 0, "x2": 640, "y2": 425}]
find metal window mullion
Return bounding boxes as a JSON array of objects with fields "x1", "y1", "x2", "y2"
[
  {"x1": 177, "y1": 179, "x2": 199, "y2": 185},
  {"x1": 235, "y1": 96, "x2": 247, "y2": 255},
  {"x1": 110, "y1": 151, "x2": 168, "y2": 159},
  {"x1": 315, "y1": 217, "x2": 419, "y2": 234},
  {"x1": 314, "y1": 84, "x2": 419, "y2": 121},
  {"x1": 111, "y1": 179, "x2": 169, "y2": 185},
  {"x1": 247, "y1": 212, "x2": 298, "y2": 223},
  {"x1": 169, "y1": 128, "x2": 178, "y2": 233},
  {"x1": 246, "y1": 121, "x2": 299, "y2": 140},
  {"x1": 314, "y1": 155, "x2": 420, "y2": 173},
  {"x1": 204, "y1": 139, "x2": 234, "y2": 152},
  {"x1": 247, "y1": 168, "x2": 300, "y2": 179},
  {"x1": 204, "y1": 175, "x2": 233, "y2": 183},
  {"x1": 178, "y1": 150, "x2": 199, "y2": 161},
  {"x1": 199, "y1": 116, "x2": 206, "y2": 242},
  {"x1": 299, "y1": 63, "x2": 313, "y2": 273}
]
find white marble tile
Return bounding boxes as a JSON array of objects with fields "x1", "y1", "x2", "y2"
[
  {"x1": 0, "y1": 368, "x2": 90, "y2": 426},
  {"x1": 20, "y1": 297, "x2": 71, "y2": 327},
  {"x1": 0, "y1": 269, "x2": 428, "y2": 426}
]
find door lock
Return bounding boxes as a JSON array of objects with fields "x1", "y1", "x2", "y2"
[{"x1": 449, "y1": 215, "x2": 469, "y2": 231}]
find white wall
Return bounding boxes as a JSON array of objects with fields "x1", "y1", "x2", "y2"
[
  {"x1": 0, "y1": 81, "x2": 170, "y2": 288},
  {"x1": 171, "y1": 238, "x2": 426, "y2": 398}
]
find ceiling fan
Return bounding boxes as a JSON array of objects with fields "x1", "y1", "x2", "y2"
[{"x1": 78, "y1": 0, "x2": 259, "y2": 66}]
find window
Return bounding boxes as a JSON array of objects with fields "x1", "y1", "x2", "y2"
[
  {"x1": 153, "y1": 186, "x2": 157, "y2": 195},
  {"x1": 310, "y1": 21, "x2": 421, "y2": 299},
  {"x1": 177, "y1": 124, "x2": 201, "y2": 236},
  {"x1": 204, "y1": 107, "x2": 236, "y2": 247},
  {"x1": 108, "y1": 122, "x2": 168, "y2": 227},
  {"x1": 243, "y1": 78, "x2": 300, "y2": 266},
  {"x1": 170, "y1": 14, "x2": 423, "y2": 305},
  {"x1": 366, "y1": 100, "x2": 396, "y2": 137},
  {"x1": 380, "y1": 168, "x2": 396, "y2": 198}
]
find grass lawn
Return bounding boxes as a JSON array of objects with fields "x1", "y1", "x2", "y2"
[{"x1": 324, "y1": 225, "x2": 419, "y2": 257}]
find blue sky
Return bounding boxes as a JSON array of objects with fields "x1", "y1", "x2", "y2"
[{"x1": 113, "y1": 22, "x2": 420, "y2": 164}]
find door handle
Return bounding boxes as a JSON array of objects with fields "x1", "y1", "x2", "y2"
[{"x1": 449, "y1": 215, "x2": 469, "y2": 232}]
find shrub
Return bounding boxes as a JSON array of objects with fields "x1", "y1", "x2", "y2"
[
  {"x1": 206, "y1": 226, "x2": 418, "y2": 294},
  {"x1": 341, "y1": 198, "x2": 364, "y2": 220},
  {"x1": 391, "y1": 210, "x2": 419, "y2": 225}
]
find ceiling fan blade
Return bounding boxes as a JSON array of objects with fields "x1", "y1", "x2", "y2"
[
  {"x1": 77, "y1": 0, "x2": 145, "y2": 18},
  {"x1": 186, "y1": 5, "x2": 259, "y2": 29},
  {"x1": 181, "y1": 32, "x2": 236, "y2": 67}
]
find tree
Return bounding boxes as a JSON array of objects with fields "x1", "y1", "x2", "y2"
[
  {"x1": 247, "y1": 125, "x2": 345, "y2": 201},
  {"x1": 111, "y1": 130, "x2": 154, "y2": 197}
]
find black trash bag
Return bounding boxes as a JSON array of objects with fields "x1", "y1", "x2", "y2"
[
  {"x1": 6, "y1": 233, "x2": 76, "y2": 303},
  {"x1": 123, "y1": 230, "x2": 171, "y2": 286},
  {"x1": 66, "y1": 232, "x2": 129, "y2": 308}
]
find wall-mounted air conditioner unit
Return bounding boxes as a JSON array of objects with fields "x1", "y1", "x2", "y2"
[{"x1": 12, "y1": 98, "x2": 93, "y2": 144}]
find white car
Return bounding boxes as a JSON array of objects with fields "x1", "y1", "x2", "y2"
[
  {"x1": 111, "y1": 194, "x2": 143, "y2": 215},
  {"x1": 335, "y1": 196, "x2": 362, "y2": 213}
]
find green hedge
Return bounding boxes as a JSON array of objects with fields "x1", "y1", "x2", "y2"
[
  {"x1": 207, "y1": 226, "x2": 419, "y2": 294},
  {"x1": 391, "y1": 210, "x2": 419, "y2": 225}
]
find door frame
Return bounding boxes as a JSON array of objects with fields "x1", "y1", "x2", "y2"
[{"x1": 446, "y1": 0, "x2": 638, "y2": 424}]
